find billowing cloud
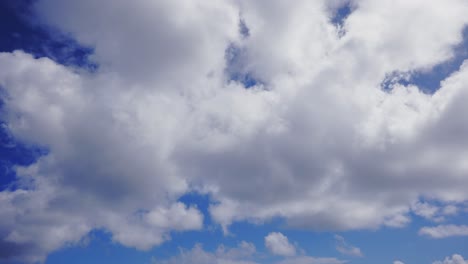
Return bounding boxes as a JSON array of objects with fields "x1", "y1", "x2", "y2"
[
  {"x1": 419, "y1": 225, "x2": 468, "y2": 238},
  {"x1": 1, "y1": 0, "x2": 468, "y2": 262},
  {"x1": 265, "y1": 232, "x2": 297, "y2": 257},
  {"x1": 0, "y1": 50, "x2": 205, "y2": 262}
]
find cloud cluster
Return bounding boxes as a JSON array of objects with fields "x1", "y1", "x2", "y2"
[{"x1": 1, "y1": 0, "x2": 468, "y2": 261}]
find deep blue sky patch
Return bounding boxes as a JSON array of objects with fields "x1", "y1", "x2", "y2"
[{"x1": 0, "y1": 0, "x2": 96, "y2": 69}]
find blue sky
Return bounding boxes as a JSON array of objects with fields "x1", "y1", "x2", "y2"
[{"x1": 1, "y1": 1, "x2": 468, "y2": 264}]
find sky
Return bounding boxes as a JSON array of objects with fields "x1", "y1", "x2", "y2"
[{"x1": 1, "y1": 0, "x2": 468, "y2": 263}]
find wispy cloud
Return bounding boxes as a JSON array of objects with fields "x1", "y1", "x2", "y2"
[{"x1": 334, "y1": 235, "x2": 363, "y2": 257}]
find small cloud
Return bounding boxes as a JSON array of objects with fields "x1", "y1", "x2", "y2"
[
  {"x1": 394, "y1": 261, "x2": 405, "y2": 264},
  {"x1": 412, "y1": 201, "x2": 440, "y2": 220},
  {"x1": 442, "y1": 205, "x2": 458, "y2": 216},
  {"x1": 334, "y1": 235, "x2": 363, "y2": 257},
  {"x1": 265, "y1": 232, "x2": 297, "y2": 257}
]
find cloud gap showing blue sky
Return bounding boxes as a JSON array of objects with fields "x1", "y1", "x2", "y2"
[
  {"x1": 330, "y1": 1, "x2": 354, "y2": 37},
  {"x1": 381, "y1": 26, "x2": 468, "y2": 93}
]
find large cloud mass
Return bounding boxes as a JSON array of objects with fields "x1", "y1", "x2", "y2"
[{"x1": 1, "y1": 0, "x2": 468, "y2": 262}]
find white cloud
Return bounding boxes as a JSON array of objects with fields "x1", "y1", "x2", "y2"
[
  {"x1": 0, "y1": 51, "x2": 204, "y2": 261},
  {"x1": 1, "y1": 0, "x2": 468, "y2": 261},
  {"x1": 334, "y1": 235, "x2": 363, "y2": 257},
  {"x1": 265, "y1": 232, "x2": 297, "y2": 257},
  {"x1": 419, "y1": 225, "x2": 468, "y2": 238},
  {"x1": 394, "y1": 261, "x2": 405, "y2": 264},
  {"x1": 433, "y1": 254, "x2": 468, "y2": 264},
  {"x1": 206, "y1": 0, "x2": 468, "y2": 232}
]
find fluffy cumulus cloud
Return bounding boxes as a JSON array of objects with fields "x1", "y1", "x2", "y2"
[
  {"x1": 1, "y1": 0, "x2": 468, "y2": 262},
  {"x1": 265, "y1": 232, "x2": 297, "y2": 257},
  {"x1": 0, "y1": 51, "x2": 205, "y2": 262},
  {"x1": 206, "y1": 0, "x2": 468, "y2": 232},
  {"x1": 433, "y1": 254, "x2": 468, "y2": 264}
]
